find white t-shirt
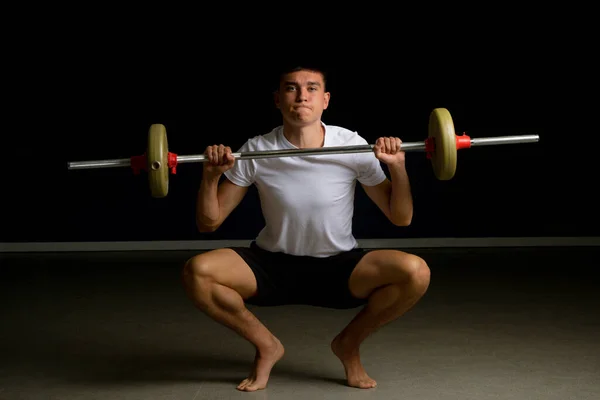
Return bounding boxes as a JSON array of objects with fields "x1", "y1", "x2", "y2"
[{"x1": 224, "y1": 122, "x2": 387, "y2": 257}]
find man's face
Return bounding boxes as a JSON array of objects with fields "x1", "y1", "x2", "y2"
[{"x1": 274, "y1": 70, "x2": 330, "y2": 126}]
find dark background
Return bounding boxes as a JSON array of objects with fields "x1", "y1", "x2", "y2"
[{"x1": 2, "y1": 31, "x2": 597, "y2": 244}]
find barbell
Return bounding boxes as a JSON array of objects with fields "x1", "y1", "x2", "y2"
[{"x1": 67, "y1": 108, "x2": 540, "y2": 198}]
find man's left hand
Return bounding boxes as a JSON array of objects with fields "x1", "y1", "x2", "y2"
[{"x1": 374, "y1": 137, "x2": 405, "y2": 165}]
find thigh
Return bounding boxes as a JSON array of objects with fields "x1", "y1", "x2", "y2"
[
  {"x1": 183, "y1": 248, "x2": 258, "y2": 300},
  {"x1": 348, "y1": 249, "x2": 429, "y2": 299}
]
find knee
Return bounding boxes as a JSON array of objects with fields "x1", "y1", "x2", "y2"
[
  {"x1": 404, "y1": 255, "x2": 431, "y2": 294},
  {"x1": 182, "y1": 254, "x2": 215, "y2": 288}
]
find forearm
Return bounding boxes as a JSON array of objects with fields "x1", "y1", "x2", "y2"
[
  {"x1": 388, "y1": 162, "x2": 413, "y2": 225},
  {"x1": 196, "y1": 175, "x2": 221, "y2": 230}
]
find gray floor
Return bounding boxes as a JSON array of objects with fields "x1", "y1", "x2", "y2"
[{"x1": 1, "y1": 246, "x2": 599, "y2": 399}]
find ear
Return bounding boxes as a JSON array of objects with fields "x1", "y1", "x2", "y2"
[
  {"x1": 323, "y1": 91, "x2": 330, "y2": 109},
  {"x1": 273, "y1": 90, "x2": 280, "y2": 109}
]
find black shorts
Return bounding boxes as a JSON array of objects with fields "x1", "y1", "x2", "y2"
[{"x1": 228, "y1": 241, "x2": 373, "y2": 309}]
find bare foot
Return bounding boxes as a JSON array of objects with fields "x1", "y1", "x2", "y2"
[
  {"x1": 331, "y1": 334, "x2": 377, "y2": 389},
  {"x1": 237, "y1": 336, "x2": 285, "y2": 392}
]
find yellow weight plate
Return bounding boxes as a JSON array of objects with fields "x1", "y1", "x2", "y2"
[
  {"x1": 147, "y1": 124, "x2": 169, "y2": 198},
  {"x1": 428, "y1": 108, "x2": 457, "y2": 180}
]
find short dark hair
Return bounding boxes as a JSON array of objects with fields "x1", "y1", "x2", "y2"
[{"x1": 274, "y1": 63, "x2": 328, "y2": 91}]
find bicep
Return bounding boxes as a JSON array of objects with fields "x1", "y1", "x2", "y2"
[
  {"x1": 361, "y1": 179, "x2": 392, "y2": 220},
  {"x1": 217, "y1": 177, "x2": 249, "y2": 223}
]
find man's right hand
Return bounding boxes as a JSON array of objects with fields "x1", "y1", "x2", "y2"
[{"x1": 203, "y1": 144, "x2": 235, "y2": 178}]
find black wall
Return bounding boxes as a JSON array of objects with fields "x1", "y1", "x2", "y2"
[{"x1": 3, "y1": 43, "x2": 597, "y2": 243}]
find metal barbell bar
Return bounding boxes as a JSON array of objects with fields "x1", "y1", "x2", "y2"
[
  {"x1": 67, "y1": 108, "x2": 540, "y2": 197},
  {"x1": 67, "y1": 135, "x2": 539, "y2": 170}
]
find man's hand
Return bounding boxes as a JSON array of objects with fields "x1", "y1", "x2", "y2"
[
  {"x1": 373, "y1": 137, "x2": 405, "y2": 166},
  {"x1": 203, "y1": 144, "x2": 235, "y2": 178}
]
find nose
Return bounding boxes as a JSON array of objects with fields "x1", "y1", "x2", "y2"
[{"x1": 296, "y1": 87, "x2": 309, "y2": 101}]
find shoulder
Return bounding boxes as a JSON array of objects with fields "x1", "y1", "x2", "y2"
[
  {"x1": 240, "y1": 126, "x2": 282, "y2": 151},
  {"x1": 324, "y1": 123, "x2": 369, "y2": 146}
]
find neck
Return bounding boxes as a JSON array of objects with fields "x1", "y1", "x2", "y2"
[{"x1": 282, "y1": 121, "x2": 324, "y2": 148}]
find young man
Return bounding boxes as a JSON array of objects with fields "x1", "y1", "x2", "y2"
[{"x1": 182, "y1": 65, "x2": 431, "y2": 392}]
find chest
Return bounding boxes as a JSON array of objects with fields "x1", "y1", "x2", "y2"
[{"x1": 254, "y1": 156, "x2": 358, "y2": 206}]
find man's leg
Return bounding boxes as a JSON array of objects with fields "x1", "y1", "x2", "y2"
[
  {"x1": 182, "y1": 249, "x2": 284, "y2": 392},
  {"x1": 331, "y1": 250, "x2": 431, "y2": 388}
]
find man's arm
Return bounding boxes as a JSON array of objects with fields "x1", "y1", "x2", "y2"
[
  {"x1": 196, "y1": 144, "x2": 249, "y2": 232},
  {"x1": 196, "y1": 176, "x2": 249, "y2": 232},
  {"x1": 361, "y1": 165, "x2": 413, "y2": 226},
  {"x1": 361, "y1": 136, "x2": 413, "y2": 226}
]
